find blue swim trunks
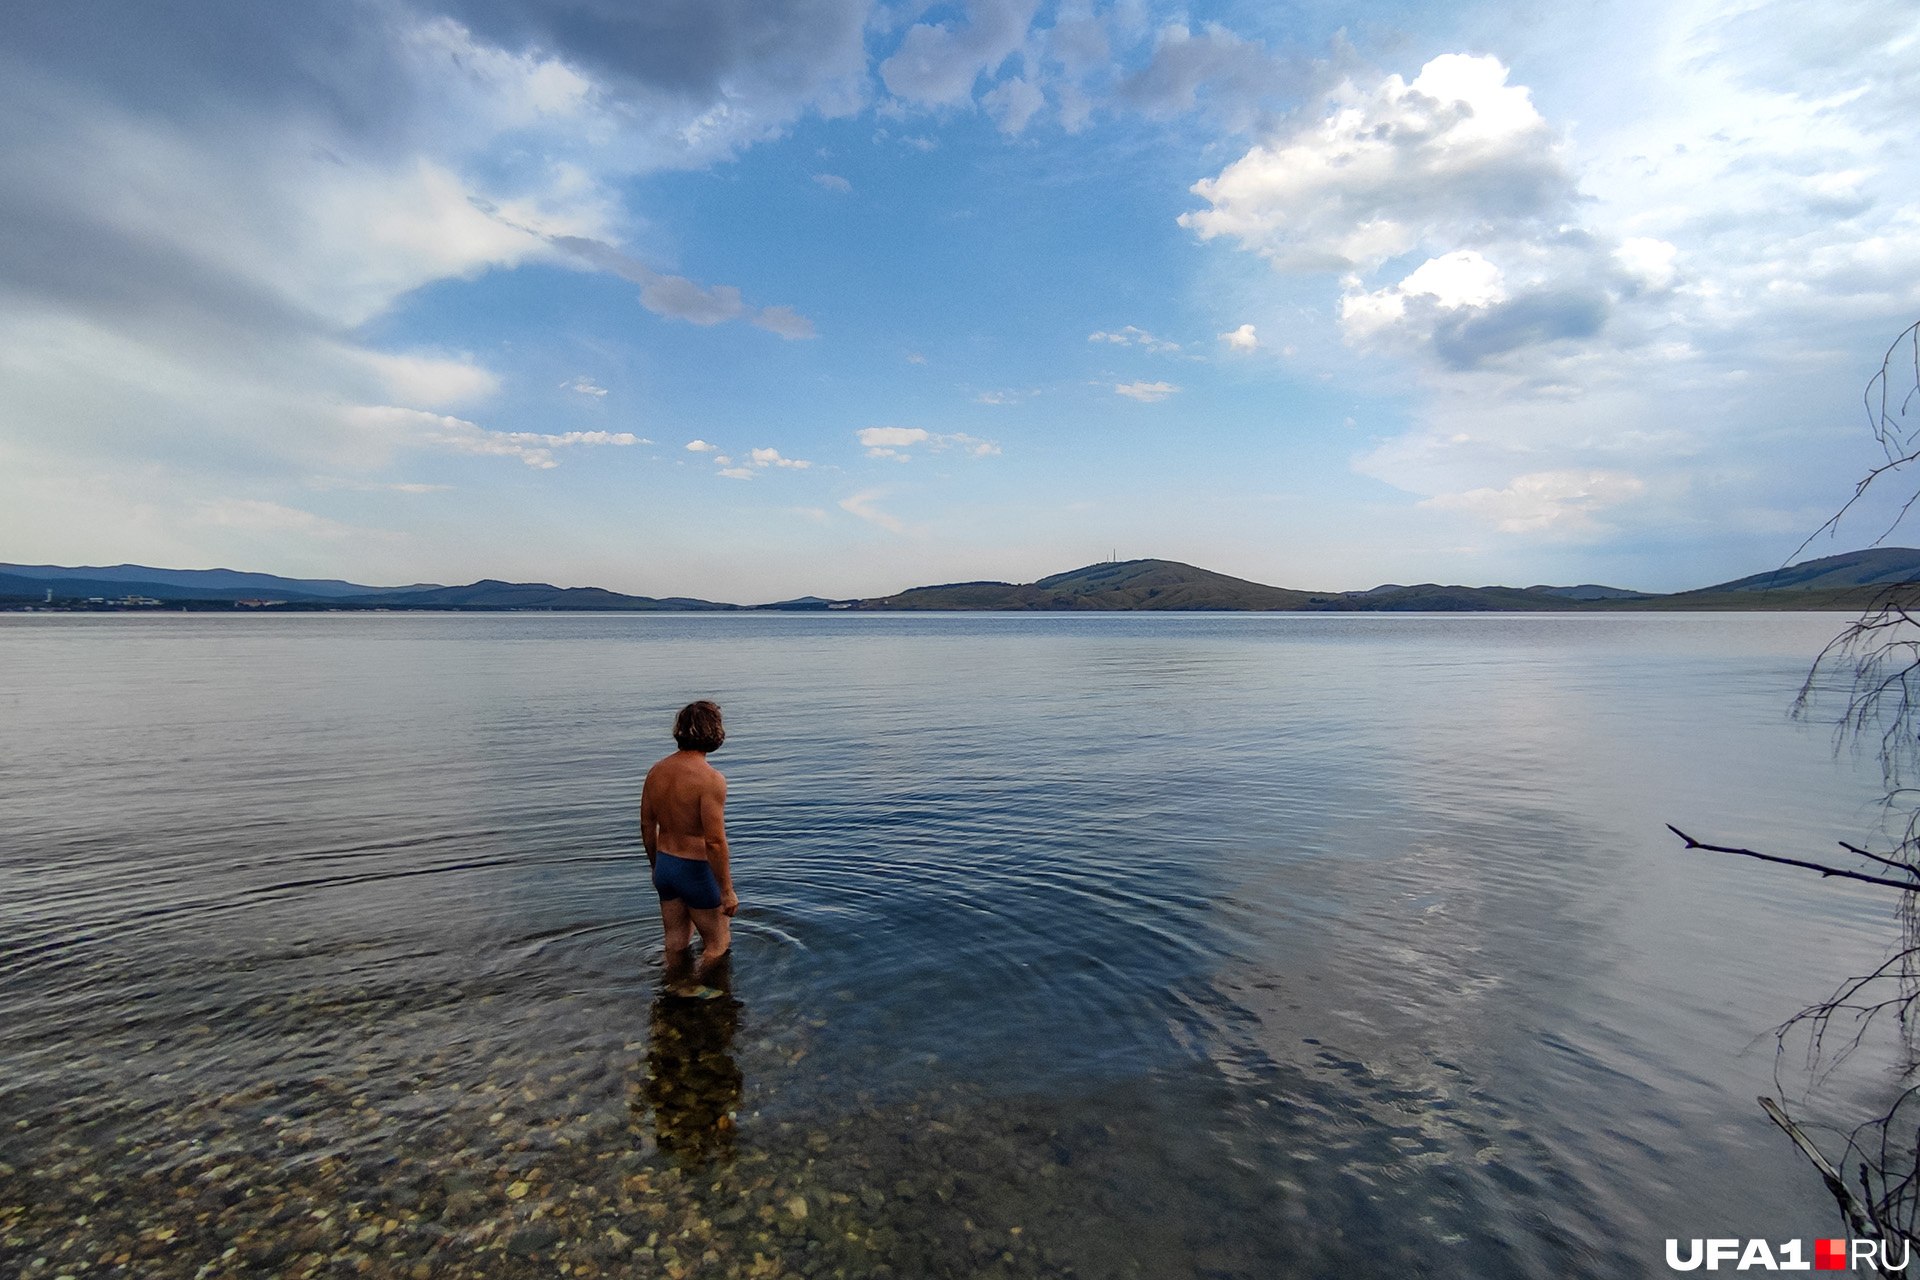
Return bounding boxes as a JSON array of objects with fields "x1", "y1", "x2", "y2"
[{"x1": 653, "y1": 852, "x2": 722, "y2": 910}]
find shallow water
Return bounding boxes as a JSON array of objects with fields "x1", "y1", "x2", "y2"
[{"x1": 0, "y1": 611, "x2": 1907, "y2": 1278}]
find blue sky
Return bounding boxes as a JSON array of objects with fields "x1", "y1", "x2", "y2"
[{"x1": 2, "y1": 0, "x2": 1916, "y2": 601}]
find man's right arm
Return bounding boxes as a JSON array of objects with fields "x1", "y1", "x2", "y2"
[{"x1": 700, "y1": 776, "x2": 737, "y2": 916}]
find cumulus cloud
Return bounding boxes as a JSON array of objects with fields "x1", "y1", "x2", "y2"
[
  {"x1": 684, "y1": 439, "x2": 718, "y2": 452},
  {"x1": 717, "y1": 466, "x2": 754, "y2": 480},
  {"x1": 750, "y1": 446, "x2": 812, "y2": 469},
  {"x1": 1614, "y1": 238, "x2": 1678, "y2": 294},
  {"x1": 983, "y1": 77, "x2": 1047, "y2": 134},
  {"x1": 1219, "y1": 323, "x2": 1259, "y2": 352},
  {"x1": 1114, "y1": 380, "x2": 1178, "y2": 402},
  {"x1": 432, "y1": 0, "x2": 873, "y2": 146},
  {"x1": 564, "y1": 375, "x2": 609, "y2": 397},
  {"x1": 1088, "y1": 325, "x2": 1179, "y2": 353},
  {"x1": 813, "y1": 172, "x2": 852, "y2": 193},
  {"x1": 1180, "y1": 55, "x2": 1709, "y2": 374},
  {"x1": 1118, "y1": 23, "x2": 1295, "y2": 130},
  {"x1": 879, "y1": 0, "x2": 1041, "y2": 107},
  {"x1": 838, "y1": 489, "x2": 905, "y2": 532},
  {"x1": 855, "y1": 426, "x2": 1000, "y2": 459},
  {"x1": 1182, "y1": 54, "x2": 1570, "y2": 272}
]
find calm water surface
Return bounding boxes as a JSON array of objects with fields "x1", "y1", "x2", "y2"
[{"x1": 0, "y1": 612, "x2": 1906, "y2": 1278}]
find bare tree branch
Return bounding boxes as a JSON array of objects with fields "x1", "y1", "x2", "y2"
[{"x1": 1667, "y1": 825, "x2": 1920, "y2": 892}]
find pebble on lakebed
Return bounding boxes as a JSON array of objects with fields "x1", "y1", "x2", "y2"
[{"x1": 0, "y1": 1050, "x2": 1104, "y2": 1279}]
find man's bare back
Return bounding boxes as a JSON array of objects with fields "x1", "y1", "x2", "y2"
[{"x1": 642, "y1": 701, "x2": 735, "y2": 969}]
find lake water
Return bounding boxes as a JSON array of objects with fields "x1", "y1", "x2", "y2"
[{"x1": 0, "y1": 611, "x2": 1908, "y2": 1279}]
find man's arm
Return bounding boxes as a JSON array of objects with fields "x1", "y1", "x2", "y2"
[
  {"x1": 639, "y1": 772, "x2": 658, "y2": 868},
  {"x1": 701, "y1": 774, "x2": 737, "y2": 916}
]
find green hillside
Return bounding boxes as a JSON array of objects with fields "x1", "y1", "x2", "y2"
[
  {"x1": 1695, "y1": 546, "x2": 1920, "y2": 593},
  {"x1": 860, "y1": 559, "x2": 1322, "y2": 610}
]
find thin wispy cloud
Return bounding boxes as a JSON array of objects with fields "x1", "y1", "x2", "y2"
[
  {"x1": 1114, "y1": 381, "x2": 1178, "y2": 403},
  {"x1": 839, "y1": 489, "x2": 905, "y2": 533},
  {"x1": 1089, "y1": 325, "x2": 1180, "y2": 354}
]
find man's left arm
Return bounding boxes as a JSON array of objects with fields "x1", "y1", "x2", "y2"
[{"x1": 639, "y1": 774, "x2": 658, "y2": 868}]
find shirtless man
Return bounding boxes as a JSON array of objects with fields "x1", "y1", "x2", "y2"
[{"x1": 640, "y1": 700, "x2": 737, "y2": 969}]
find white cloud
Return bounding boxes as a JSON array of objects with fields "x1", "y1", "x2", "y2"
[
  {"x1": 1088, "y1": 325, "x2": 1180, "y2": 353},
  {"x1": 363, "y1": 351, "x2": 501, "y2": 408},
  {"x1": 717, "y1": 467, "x2": 754, "y2": 480},
  {"x1": 564, "y1": 376, "x2": 609, "y2": 397},
  {"x1": 1419, "y1": 470, "x2": 1647, "y2": 535},
  {"x1": 839, "y1": 489, "x2": 906, "y2": 532},
  {"x1": 1219, "y1": 323, "x2": 1259, "y2": 352},
  {"x1": 1613, "y1": 238, "x2": 1678, "y2": 293},
  {"x1": 813, "y1": 172, "x2": 853, "y2": 193},
  {"x1": 684, "y1": 439, "x2": 718, "y2": 452},
  {"x1": 546, "y1": 233, "x2": 818, "y2": 338},
  {"x1": 1118, "y1": 22, "x2": 1294, "y2": 131},
  {"x1": 879, "y1": 0, "x2": 1042, "y2": 107},
  {"x1": 1114, "y1": 380, "x2": 1178, "y2": 402},
  {"x1": 855, "y1": 425, "x2": 1000, "y2": 458},
  {"x1": 349, "y1": 406, "x2": 644, "y2": 469},
  {"x1": 752, "y1": 305, "x2": 819, "y2": 340},
  {"x1": 750, "y1": 447, "x2": 812, "y2": 470},
  {"x1": 1339, "y1": 250, "x2": 1512, "y2": 343},
  {"x1": 1181, "y1": 54, "x2": 1569, "y2": 272},
  {"x1": 983, "y1": 77, "x2": 1047, "y2": 134},
  {"x1": 858, "y1": 426, "x2": 930, "y2": 450}
]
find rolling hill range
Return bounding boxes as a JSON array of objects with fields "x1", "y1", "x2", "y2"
[
  {"x1": 0, "y1": 565, "x2": 733, "y2": 610},
  {"x1": 8, "y1": 546, "x2": 1920, "y2": 612},
  {"x1": 862, "y1": 559, "x2": 1320, "y2": 610}
]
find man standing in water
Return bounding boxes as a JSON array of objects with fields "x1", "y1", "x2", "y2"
[{"x1": 641, "y1": 700, "x2": 738, "y2": 971}]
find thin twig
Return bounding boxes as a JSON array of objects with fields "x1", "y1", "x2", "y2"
[{"x1": 1668, "y1": 826, "x2": 1920, "y2": 893}]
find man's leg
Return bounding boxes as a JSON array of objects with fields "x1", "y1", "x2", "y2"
[
  {"x1": 660, "y1": 897, "x2": 693, "y2": 955},
  {"x1": 688, "y1": 905, "x2": 730, "y2": 970}
]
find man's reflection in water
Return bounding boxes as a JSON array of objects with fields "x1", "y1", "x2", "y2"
[{"x1": 637, "y1": 951, "x2": 742, "y2": 1168}]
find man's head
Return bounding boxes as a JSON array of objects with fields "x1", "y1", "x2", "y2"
[{"x1": 673, "y1": 700, "x2": 725, "y2": 753}]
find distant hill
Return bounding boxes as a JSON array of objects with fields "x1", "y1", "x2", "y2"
[
  {"x1": 343, "y1": 580, "x2": 734, "y2": 610},
  {"x1": 859, "y1": 559, "x2": 1320, "y2": 610},
  {"x1": 1526, "y1": 584, "x2": 1650, "y2": 601},
  {"x1": 0, "y1": 565, "x2": 731, "y2": 610},
  {"x1": 11, "y1": 547, "x2": 1920, "y2": 613},
  {"x1": 0, "y1": 570, "x2": 288, "y2": 603},
  {"x1": 0, "y1": 562, "x2": 433, "y2": 599},
  {"x1": 1694, "y1": 547, "x2": 1920, "y2": 593}
]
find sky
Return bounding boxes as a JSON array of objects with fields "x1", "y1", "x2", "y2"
[{"x1": 2, "y1": 0, "x2": 1917, "y2": 602}]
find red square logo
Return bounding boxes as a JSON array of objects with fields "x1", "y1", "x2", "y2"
[{"x1": 1815, "y1": 1239, "x2": 1849, "y2": 1270}]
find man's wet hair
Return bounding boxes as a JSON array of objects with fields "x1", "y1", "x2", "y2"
[{"x1": 673, "y1": 700, "x2": 725, "y2": 753}]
